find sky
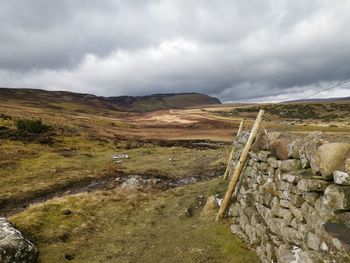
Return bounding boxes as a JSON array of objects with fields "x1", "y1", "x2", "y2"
[{"x1": 0, "y1": 0, "x2": 350, "y2": 102}]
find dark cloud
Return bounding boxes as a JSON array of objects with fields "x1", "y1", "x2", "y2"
[{"x1": 0, "y1": 0, "x2": 350, "y2": 102}]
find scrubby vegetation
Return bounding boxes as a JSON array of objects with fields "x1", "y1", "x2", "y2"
[
  {"x1": 218, "y1": 102, "x2": 350, "y2": 122},
  {"x1": 16, "y1": 118, "x2": 51, "y2": 134}
]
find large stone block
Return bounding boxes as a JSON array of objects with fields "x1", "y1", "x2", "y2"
[
  {"x1": 299, "y1": 132, "x2": 328, "y2": 174},
  {"x1": 270, "y1": 134, "x2": 300, "y2": 160},
  {"x1": 279, "y1": 159, "x2": 302, "y2": 172},
  {"x1": 297, "y1": 178, "x2": 330, "y2": 192},
  {"x1": 251, "y1": 132, "x2": 270, "y2": 152},
  {"x1": 0, "y1": 217, "x2": 38, "y2": 263},
  {"x1": 316, "y1": 143, "x2": 350, "y2": 179},
  {"x1": 281, "y1": 169, "x2": 313, "y2": 183},
  {"x1": 323, "y1": 184, "x2": 350, "y2": 210},
  {"x1": 287, "y1": 138, "x2": 303, "y2": 159}
]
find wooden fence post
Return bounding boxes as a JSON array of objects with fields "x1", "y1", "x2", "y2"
[
  {"x1": 237, "y1": 120, "x2": 244, "y2": 136},
  {"x1": 223, "y1": 120, "x2": 244, "y2": 180},
  {"x1": 216, "y1": 110, "x2": 264, "y2": 221}
]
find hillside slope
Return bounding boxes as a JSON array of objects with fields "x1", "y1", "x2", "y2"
[{"x1": 0, "y1": 88, "x2": 221, "y2": 112}]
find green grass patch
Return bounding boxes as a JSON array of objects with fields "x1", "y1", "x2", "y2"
[{"x1": 10, "y1": 179, "x2": 258, "y2": 263}]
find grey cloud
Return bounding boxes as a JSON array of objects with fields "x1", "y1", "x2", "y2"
[{"x1": 0, "y1": 0, "x2": 350, "y2": 101}]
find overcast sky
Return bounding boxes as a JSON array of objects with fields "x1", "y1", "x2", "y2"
[{"x1": 1, "y1": 0, "x2": 350, "y2": 102}]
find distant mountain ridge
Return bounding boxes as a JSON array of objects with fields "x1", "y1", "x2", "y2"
[{"x1": 0, "y1": 88, "x2": 221, "y2": 112}]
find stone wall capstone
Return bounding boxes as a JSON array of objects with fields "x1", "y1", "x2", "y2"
[{"x1": 229, "y1": 131, "x2": 350, "y2": 263}]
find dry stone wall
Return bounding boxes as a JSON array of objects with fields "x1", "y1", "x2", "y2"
[{"x1": 229, "y1": 131, "x2": 350, "y2": 263}]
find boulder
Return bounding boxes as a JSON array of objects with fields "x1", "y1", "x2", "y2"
[
  {"x1": 121, "y1": 175, "x2": 142, "y2": 189},
  {"x1": 316, "y1": 143, "x2": 350, "y2": 179},
  {"x1": 0, "y1": 217, "x2": 38, "y2": 263}
]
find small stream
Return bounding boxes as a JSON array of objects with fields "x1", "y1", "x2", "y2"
[{"x1": 0, "y1": 171, "x2": 222, "y2": 217}]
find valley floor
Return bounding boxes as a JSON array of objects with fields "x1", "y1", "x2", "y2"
[{"x1": 1, "y1": 97, "x2": 349, "y2": 262}]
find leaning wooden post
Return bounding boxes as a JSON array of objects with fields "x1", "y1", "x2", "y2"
[
  {"x1": 216, "y1": 110, "x2": 264, "y2": 221},
  {"x1": 237, "y1": 120, "x2": 244, "y2": 136},
  {"x1": 223, "y1": 120, "x2": 244, "y2": 180}
]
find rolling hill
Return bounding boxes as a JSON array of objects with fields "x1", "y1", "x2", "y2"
[{"x1": 0, "y1": 88, "x2": 221, "y2": 112}]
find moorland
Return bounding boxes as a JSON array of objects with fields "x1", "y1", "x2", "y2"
[{"x1": 0, "y1": 87, "x2": 349, "y2": 262}]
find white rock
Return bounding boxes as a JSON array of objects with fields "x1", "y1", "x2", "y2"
[{"x1": 334, "y1": 170, "x2": 350, "y2": 185}]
